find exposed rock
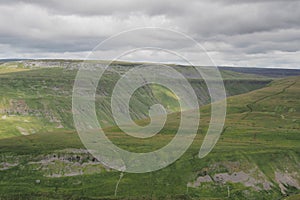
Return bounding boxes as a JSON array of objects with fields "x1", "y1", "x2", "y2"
[
  {"x1": 16, "y1": 126, "x2": 29, "y2": 135},
  {"x1": 188, "y1": 175, "x2": 213, "y2": 187},
  {"x1": 0, "y1": 162, "x2": 18, "y2": 170},
  {"x1": 188, "y1": 169, "x2": 273, "y2": 191},
  {"x1": 275, "y1": 171, "x2": 300, "y2": 194},
  {"x1": 263, "y1": 181, "x2": 272, "y2": 190},
  {"x1": 28, "y1": 148, "x2": 110, "y2": 177},
  {"x1": 56, "y1": 124, "x2": 64, "y2": 128}
]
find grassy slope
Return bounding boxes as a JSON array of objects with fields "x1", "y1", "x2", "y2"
[
  {"x1": 0, "y1": 62, "x2": 272, "y2": 139},
  {"x1": 0, "y1": 76, "x2": 299, "y2": 199}
]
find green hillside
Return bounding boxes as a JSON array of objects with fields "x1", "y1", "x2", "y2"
[
  {"x1": 0, "y1": 61, "x2": 271, "y2": 139},
  {"x1": 0, "y1": 72, "x2": 299, "y2": 199}
]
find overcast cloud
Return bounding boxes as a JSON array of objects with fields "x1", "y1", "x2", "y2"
[{"x1": 0, "y1": 0, "x2": 299, "y2": 68}]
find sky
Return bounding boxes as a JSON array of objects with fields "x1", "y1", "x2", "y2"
[{"x1": 0, "y1": 0, "x2": 299, "y2": 68}]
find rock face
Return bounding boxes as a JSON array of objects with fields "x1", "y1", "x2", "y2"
[{"x1": 28, "y1": 148, "x2": 110, "y2": 178}]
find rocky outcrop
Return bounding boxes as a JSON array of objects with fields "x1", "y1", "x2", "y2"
[
  {"x1": 188, "y1": 161, "x2": 299, "y2": 194},
  {"x1": 275, "y1": 171, "x2": 300, "y2": 194}
]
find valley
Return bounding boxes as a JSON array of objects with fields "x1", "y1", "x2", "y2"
[{"x1": 0, "y1": 60, "x2": 299, "y2": 199}]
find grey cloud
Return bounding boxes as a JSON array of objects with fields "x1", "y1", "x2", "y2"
[
  {"x1": 0, "y1": 0, "x2": 189, "y2": 16},
  {"x1": 0, "y1": 0, "x2": 299, "y2": 68},
  {"x1": 211, "y1": 28, "x2": 300, "y2": 54},
  {"x1": 178, "y1": 1, "x2": 300, "y2": 37}
]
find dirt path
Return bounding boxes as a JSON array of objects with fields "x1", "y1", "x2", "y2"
[
  {"x1": 242, "y1": 81, "x2": 296, "y2": 120},
  {"x1": 221, "y1": 80, "x2": 297, "y2": 135}
]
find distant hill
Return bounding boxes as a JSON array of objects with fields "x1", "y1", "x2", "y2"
[
  {"x1": 0, "y1": 58, "x2": 30, "y2": 62},
  {"x1": 220, "y1": 66, "x2": 300, "y2": 77}
]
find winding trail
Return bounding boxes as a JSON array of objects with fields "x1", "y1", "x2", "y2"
[
  {"x1": 221, "y1": 80, "x2": 296, "y2": 135},
  {"x1": 241, "y1": 81, "x2": 296, "y2": 120},
  {"x1": 114, "y1": 172, "x2": 124, "y2": 197}
]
